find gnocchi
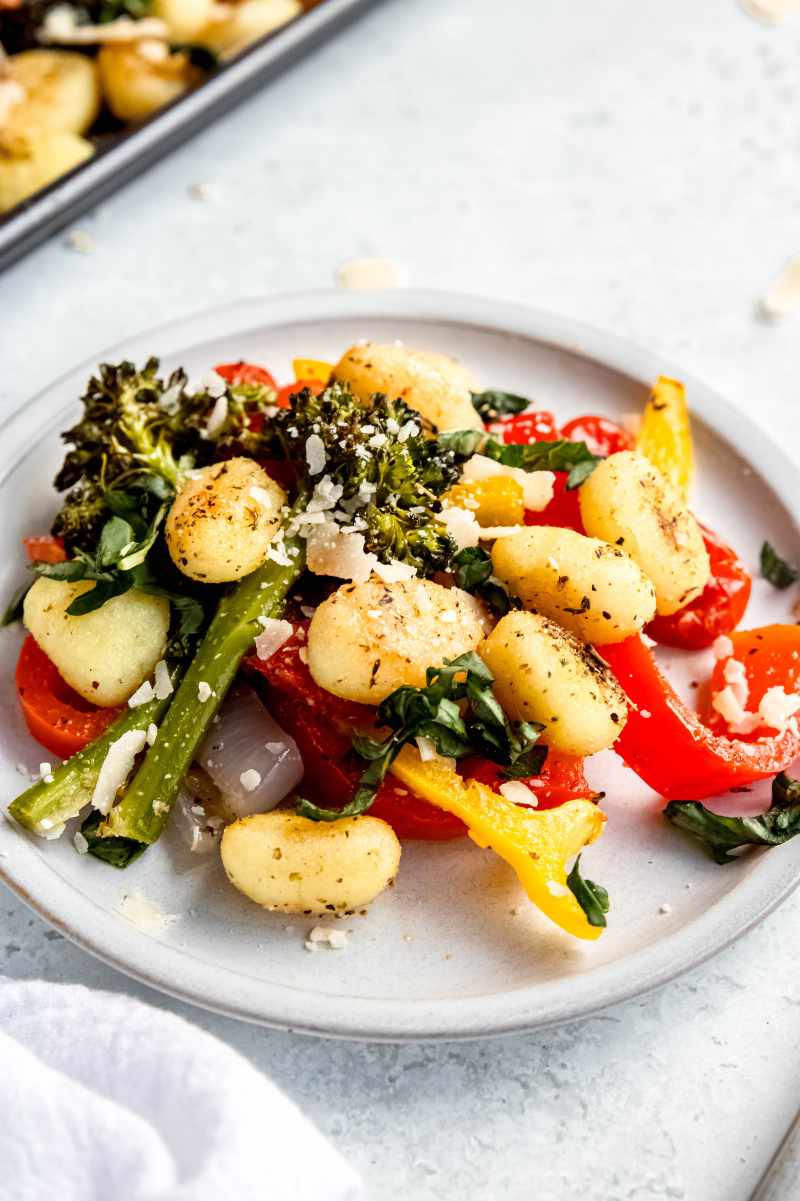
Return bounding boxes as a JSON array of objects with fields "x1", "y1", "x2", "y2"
[
  {"x1": 166, "y1": 458, "x2": 286, "y2": 583},
  {"x1": 491, "y1": 525, "x2": 656, "y2": 643},
  {"x1": 3, "y1": 50, "x2": 101, "y2": 137},
  {"x1": 332, "y1": 343, "x2": 484, "y2": 432},
  {"x1": 200, "y1": 0, "x2": 304, "y2": 58},
  {"x1": 0, "y1": 130, "x2": 93, "y2": 215},
  {"x1": 307, "y1": 577, "x2": 489, "y2": 704},
  {"x1": 220, "y1": 811, "x2": 401, "y2": 914},
  {"x1": 578, "y1": 451, "x2": 710, "y2": 616},
  {"x1": 23, "y1": 578, "x2": 169, "y2": 707},
  {"x1": 480, "y1": 610, "x2": 628, "y2": 756},
  {"x1": 98, "y1": 43, "x2": 201, "y2": 124}
]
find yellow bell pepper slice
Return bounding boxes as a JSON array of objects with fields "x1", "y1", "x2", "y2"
[
  {"x1": 293, "y1": 358, "x2": 333, "y2": 386},
  {"x1": 390, "y1": 746, "x2": 607, "y2": 940},
  {"x1": 444, "y1": 477, "x2": 525, "y2": 527},
  {"x1": 636, "y1": 375, "x2": 694, "y2": 501}
]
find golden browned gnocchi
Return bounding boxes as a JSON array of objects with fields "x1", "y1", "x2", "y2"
[
  {"x1": 332, "y1": 343, "x2": 484, "y2": 432},
  {"x1": 480, "y1": 610, "x2": 627, "y2": 756},
  {"x1": 98, "y1": 43, "x2": 201, "y2": 124},
  {"x1": 23, "y1": 577, "x2": 169, "y2": 707},
  {"x1": 0, "y1": 130, "x2": 94, "y2": 215},
  {"x1": 491, "y1": 526, "x2": 656, "y2": 643},
  {"x1": 200, "y1": 0, "x2": 303, "y2": 57},
  {"x1": 307, "y1": 577, "x2": 489, "y2": 704},
  {"x1": 220, "y1": 811, "x2": 401, "y2": 914},
  {"x1": 166, "y1": 458, "x2": 286, "y2": 583},
  {"x1": 578, "y1": 451, "x2": 710, "y2": 616},
  {"x1": 3, "y1": 50, "x2": 102, "y2": 137}
]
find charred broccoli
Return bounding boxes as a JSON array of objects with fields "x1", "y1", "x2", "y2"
[{"x1": 267, "y1": 383, "x2": 461, "y2": 575}]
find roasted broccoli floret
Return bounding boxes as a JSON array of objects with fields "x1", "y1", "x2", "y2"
[
  {"x1": 51, "y1": 358, "x2": 281, "y2": 552},
  {"x1": 267, "y1": 383, "x2": 461, "y2": 575}
]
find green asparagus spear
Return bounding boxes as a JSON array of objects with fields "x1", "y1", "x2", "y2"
[
  {"x1": 102, "y1": 537, "x2": 304, "y2": 845},
  {"x1": 7, "y1": 689, "x2": 174, "y2": 837}
]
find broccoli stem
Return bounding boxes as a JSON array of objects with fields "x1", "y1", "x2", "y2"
[
  {"x1": 8, "y1": 691, "x2": 174, "y2": 837},
  {"x1": 103, "y1": 536, "x2": 304, "y2": 845}
]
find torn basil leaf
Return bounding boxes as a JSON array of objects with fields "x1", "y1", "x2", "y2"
[
  {"x1": 760, "y1": 541, "x2": 799, "y2": 590},
  {"x1": 452, "y1": 547, "x2": 520, "y2": 618},
  {"x1": 470, "y1": 390, "x2": 531, "y2": 421},
  {"x1": 297, "y1": 650, "x2": 546, "y2": 822},
  {"x1": 438, "y1": 430, "x2": 599, "y2": 489},
  {"x1": 1, "y1": 581, "x2": 31, "y2": 627},
  {"x1": 664, "y1": 772, "x2": 800, "y2": 864},
  {"x1": 566, "y1": 855, "x2": 609, "y2": 928}
]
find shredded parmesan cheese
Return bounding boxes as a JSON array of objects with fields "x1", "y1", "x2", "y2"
[
  {"x1": 128, "y1": 680, "x2": 155, "y2": 708},
  {"x1": 254, "y1": 618, "x2": 294, "y2": 661},
  {"x1": 499, "y1": 780, "x2": 538, "y2": 807},
  {"x1": 461, "y1": 453, "x2": 556, "y2": 512},
  {"x1": 305, "y1": 925, "x2": 350, "y2": 950},
  {"x1": 239, "y1": 769, "x2": 262, "y2": 792},
  {"x1": 154, "y1": 660, "x2": 173, "y2": 700},
  {"x1": 91, "y1": 729, "x2": 148, "y2": 815},
  {"x1": 116, "y1": 891, "x2": 177, "y2": 934},
  {"x1": 39, "y1": 6, "x2": 170, "y2": 43}
]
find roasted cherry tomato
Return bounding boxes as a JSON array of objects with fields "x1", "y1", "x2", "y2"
[
  {"x1": 488, "y1": 411, "x2": 559, "y2": 443},
  {"x1": 560, "y1": 415, "x2": 634, "y2": 457},
  {"x1": 460, "y1": 751, "x2": 598, "y2": 810},
  {"x1": 214, "y1": 361, "x2": 278, "y2": 390},
  {"x1": 16, "y1": 636, "x2": 122, "y2": 759},
  {"x1": 646, "y1": 525, "x2": 752, "y2": 651},
  {"x1": 23, "y1": 535, "x2": 66, "y2": 564}
]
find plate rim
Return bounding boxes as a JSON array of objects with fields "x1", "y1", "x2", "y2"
[{"x1": 2, "y1": 287, "x2": 799, "y2": 1042}]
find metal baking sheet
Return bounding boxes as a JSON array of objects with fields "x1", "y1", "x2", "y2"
[{"x1": 0, "y1": 0, "x2": 381, "y2": 273}]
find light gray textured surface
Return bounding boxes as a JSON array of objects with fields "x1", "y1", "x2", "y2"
[{"x1": 2, "y1": 0, "x2": 800, "y2": 1198}]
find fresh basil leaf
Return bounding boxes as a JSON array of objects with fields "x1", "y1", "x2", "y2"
[
  {"x1": 760, "y1": 541, "x2": 799, "y2": 590},
  {"x1": 567, "y1": 855, "x2": 609, "y2": 928},
  {"x1": 34, "y1": 559, "x2": 93, "y2": 582},
  {"x1": 66, "y1": 576, "x2": 132, "y2": 615},
  {"x1": 80, "y1": 811, "x2": 146, "y2": 869},
  {"x1": 1, "y1": 581, "x2": 31, "y2": 627},
  {"x1": 97, "y1": 516, "x2": 136, "y2": 567},
  {"x1": 470, "y1": 390, "x2": 530, "y2": 420},
  {"x1": 483, "y1": 436, "x2": 600, "y2": 486},
  {"x1": 170, "y1": 42, "x2": 219, "y2": 71},
  {"x1": 664, "y1": 774, "x2": 800, "y2": 864},
  {"x1": 437, "y1": 430, "x2": 485, "y2": 460},
  {"x1": 452, "y1": 547, "x2": 520, "y2": 618},
  {"x1": 501, "y1": 744, "x2": 548, "y2": 780}
]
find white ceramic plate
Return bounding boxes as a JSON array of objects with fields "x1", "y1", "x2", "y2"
[{"x1": 1, "y1": 291, "x2": 799, "y2": 1041}]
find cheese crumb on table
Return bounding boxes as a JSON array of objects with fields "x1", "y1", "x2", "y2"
[{"x1": 65, "y1": 230, "x2": 95, "y2": 255}]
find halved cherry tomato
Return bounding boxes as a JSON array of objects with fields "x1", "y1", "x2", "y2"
[
  {"x1": 646, "y1": 524, "x2": 752, "y2": 650},
  {"x1": 460, "y1": 751, "x2": 598, "y2": 810},
  {"x1": 703, "y1": 626, "x2": 800, "y2": 740},
  {"x1": 600, "y1": 633, "x2": 800, "y2": 800},
  {"x1": 560, "y1": 415, "x2": 634, "y2": 457},
  {"x1": 488, "y1": 411, "x2": 559, "y2": 443},
  {"x1": 23, "y1": 536, "x2": 66, "y2": 564},
  {"x1": 16, "y1": 635, "x2": 122, "y2": 759},
  {"x1": 245, "y1": 627, "x2": 466, "y2": 839},
  {"x1": 275, "y1": 378, "x2": 327, "y2": 408},
  {"x1": 214, "y1": 361, "x2": 278, "y2": 390}
]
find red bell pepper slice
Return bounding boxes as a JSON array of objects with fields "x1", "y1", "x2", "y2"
[
  {"x1": 460, "y1": 751, "x2": 599, "y2": 810},
  {"x1": 16, "y1": 636, "x2": 122, "y2": 759},
  {"x1": 646, "y1": 524, "x2": 752, "y2": 651},
  {"x1": 702, "y1": 626, "x2": 800, "y2": 740},
  {"x1": 599, "y1": 634, "x2": 800, "y2": 800}
]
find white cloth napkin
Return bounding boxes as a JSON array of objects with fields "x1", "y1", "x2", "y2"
[{"x1": 0, "y1": 980, "x2": 363, "y2": 1201}]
